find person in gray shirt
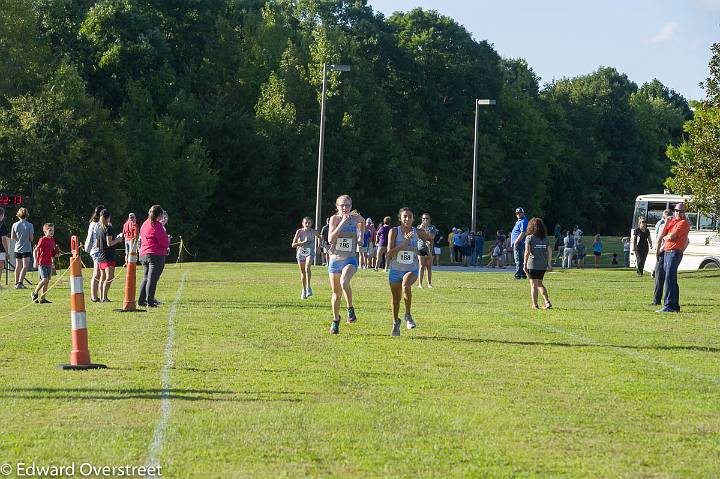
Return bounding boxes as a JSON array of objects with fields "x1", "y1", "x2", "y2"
[
  {"x1": 11, "y1": 207, "x2": 34, "y2": 289},
  {"x1": 523, "y1": 217, "x2": 553, "y2": 309},
  {"x1": 417, "y1": 213, "x2": 438, "y2": 288}
]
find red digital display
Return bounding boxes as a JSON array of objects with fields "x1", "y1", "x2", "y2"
[{"x1": 0, "y1": 195, "x2": 25, "y2": 206}]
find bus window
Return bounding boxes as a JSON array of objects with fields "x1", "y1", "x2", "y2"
[
  {"x1": 699, "y1": 214, "x2": 718, "y2": 231},
  {"x1": 633, "y1": 201, "x2": 648, "y2": 229},
  {"x1": 645, "y1": 202, "x2": 667, "y2": 227}
]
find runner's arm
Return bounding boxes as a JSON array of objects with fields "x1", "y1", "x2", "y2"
[
  {"x1": 327, "y1": 216, "x2": 345, "y2": 244},
  {"x1": 385, "y1": 228, "x2": 404, "y2": 259},
  {"x1": 291, "y1": 230, "x2": 303, "y2": 248}
]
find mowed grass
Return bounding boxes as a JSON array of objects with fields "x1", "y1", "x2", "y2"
[{"x1": 0, "y1": 262, "x2": 719, "y2": 478}]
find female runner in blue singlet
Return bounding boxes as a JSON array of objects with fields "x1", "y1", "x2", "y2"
[
  {"x1": 327, "y1": 194, "x2": 365, "y2": 334},
  {"x1": 386, "y1": 207, "x2": 434, "y2": 336}
]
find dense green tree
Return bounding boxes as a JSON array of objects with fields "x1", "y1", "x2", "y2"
[
  {"x1": 666, "y1": 43, "x2": 720, "y2": 214},
  {"x1": 0, "y1": 62, "x2": 128, "y2": 239},
  {"x1": 0, "y1": 0, "x2": 695, "y2": 258}
]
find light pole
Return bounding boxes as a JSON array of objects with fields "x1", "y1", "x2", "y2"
[
  {"x1": 315, "y1": 63, "x2": 351, "y2": 264},
  {"x1": 471, "y1": 98, "x2": 496, "y2": 234}
]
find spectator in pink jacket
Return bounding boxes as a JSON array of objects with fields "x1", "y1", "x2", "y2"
[{"x1": 138, "y1": 204, "x2": 170, "y2": 307}]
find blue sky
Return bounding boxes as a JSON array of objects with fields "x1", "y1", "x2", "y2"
[{"x1": 368, "y1": 0, "x2": 718, "y2": 101}]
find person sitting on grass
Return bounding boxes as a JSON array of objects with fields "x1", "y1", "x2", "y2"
[
  {"x1": 522, "y1": 217, "x2": 553, "y2": 310},
  {"x1": 31, "y1": 223, "x2": 59, "y2": 304}
]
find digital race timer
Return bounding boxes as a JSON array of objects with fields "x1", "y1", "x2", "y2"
[{"x1": 0, "y1": 194, "x2": 26, "y2": 206}]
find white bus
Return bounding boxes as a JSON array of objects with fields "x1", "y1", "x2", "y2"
[{"x1": 631, "y1": 193, "x2": 720, "y2": 272}]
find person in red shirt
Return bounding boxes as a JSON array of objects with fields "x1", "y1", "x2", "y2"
[
  {"x1": 657, "y1": 202, "x2": 691, "y2": 313},
  {"x1": 122, "y1": 212, "x2": 138, "y2": 262},
  {"x1": 32, "y1": 223, "x2": 59, "y2": 303}
]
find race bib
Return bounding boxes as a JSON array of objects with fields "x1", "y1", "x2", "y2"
[
  {"x1": 299, "y1": 247, "x2": 311, "y2": 256},
  {"x1": 336, "y1": 238, "x2": 353, "y2": 253},
  {"x1": 397, "y1": 250, "x2": 414, "y2": 265}
]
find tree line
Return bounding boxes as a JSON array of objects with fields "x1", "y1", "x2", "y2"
[{"x1": 0, "y1": 0, "x2": 694, "y2": 260}]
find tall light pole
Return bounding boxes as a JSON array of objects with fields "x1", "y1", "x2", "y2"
[
  {"x1": 315, "y1": 63, "x2": 351, "y2": 264},
  {"x1": 471, "y1": 99, "x2": 496, "y2": 234}
]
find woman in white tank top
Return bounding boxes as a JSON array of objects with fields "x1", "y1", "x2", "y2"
[{"x1": 291, "y1": 217, "x2": 318, "y2": 300}]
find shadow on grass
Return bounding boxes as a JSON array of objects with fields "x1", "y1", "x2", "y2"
[
  {"x1": 183, "y1": 299, "x2": 328, "y2": 310},
  {"x1": 393, "y1": 335, "x2": 720, "y2": 353},
  {"x1": 0, "y1": 387, "x2": 309, "y2": 402}
]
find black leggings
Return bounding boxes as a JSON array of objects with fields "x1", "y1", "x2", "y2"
[
  {"x1": 139, "y1": 254, "x2": 166, "y2": 304},
  {"x1": 636, "y1": 248, "x2": 648, "y2": 275}
]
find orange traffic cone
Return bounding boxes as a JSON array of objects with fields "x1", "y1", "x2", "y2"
[
  {"x1": 115, "y1": 224, "x2": 144, "y2": 313},
  {"x1": 58, "y1": 236, "x2": 107, "y2": 370}
]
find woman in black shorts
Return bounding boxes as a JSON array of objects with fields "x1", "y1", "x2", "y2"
[{"x1": 522, "y1": 217, "x2": 553, "y2": 309}]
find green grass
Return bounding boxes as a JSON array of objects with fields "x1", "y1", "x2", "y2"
[{"x1": 1, "y1": 262, "x2": 719, "y2": 478}]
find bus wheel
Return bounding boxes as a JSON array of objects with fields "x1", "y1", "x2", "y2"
[{"x1": 701, "y1": 259, "x2": 720, "y2": 270}]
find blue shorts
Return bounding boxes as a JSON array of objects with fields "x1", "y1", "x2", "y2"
[
  {"x1": 328, "y1": 256, "x2": 358, "y2": 274},
  {"x1": 39, "y1": 265, "x2": 52, "y2": 280},
  {"x1": 389, "y1": 268, "x2": 418, "y2": 284}
]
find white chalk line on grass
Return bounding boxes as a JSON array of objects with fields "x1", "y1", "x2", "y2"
[
  {"x1": 145, "y1": 271, "x2": 189, "y2": 477},
  {"x1": 512, "y1": 314, "x2": 720, "y2": 386}
]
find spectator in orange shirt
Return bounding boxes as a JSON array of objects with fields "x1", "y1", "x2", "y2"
[{"x1": 656, "y1": 203, "x2": 690, "y2": 313}]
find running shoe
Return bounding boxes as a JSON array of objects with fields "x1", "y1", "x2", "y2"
[
  {"x1": 391, "y1": 319, "x2": 401, "y2": 336},
  {"x1": 418, "y1": 283, "x2": 424, "y2": 289},
  {"x1": 427, "y1": 283, "x2": 433, "y2": 289},
  {"x1": 347, "y1": 307, "x2": 357, "y2": 324},
  {"x1": 306, "y1": 287, "x2": 313, "y2": 298},
  {"x1": 405, "y1": 313, "x2": 417, "y2": 329},
  {"x1": 31, "y1": 292, "x2": 39, "y2": 303},
  {"x1": 40, "y1": 298, "x2": 52, "y2": 304},
  {"x1": 329, "y1": 320, "x2": 340, "y2": 334},
  {"x1": 300, "y1": 289, "x2": 307, "y2": 300},
  {"x1": 18, "y1": 283, "x2": 27, "y2": 289}
]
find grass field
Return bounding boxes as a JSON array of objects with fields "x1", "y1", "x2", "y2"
[{"x1": 1, "y1": 261, "x2": 719, "y2": 478}]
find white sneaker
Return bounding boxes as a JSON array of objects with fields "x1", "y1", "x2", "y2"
[
  {"x1": 391, "y1": 319, "x2": 401, "y2": 337},
  {"x1": 427, "y1": 283, "x2": 433, "y2": 289},
  {"x1": 300, "y1": 289, "x2": 307, "y2": 300},
  {"x1": 418, "y1": 283, "x2": 424, "y2": 289},
  {"x1": 405, "y1": 313, "x2": 417, "y2": 329},
  {"x1": 306, "y1": 287, "x2": 313, "y2": 298}
]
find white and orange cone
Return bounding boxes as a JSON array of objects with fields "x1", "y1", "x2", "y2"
[
  {"x1": 115, "y1": 224, "x2": 144, "y2": 313},
  {"x1": 59, "y1": 235, "x2": 107, "y2": 370}
]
